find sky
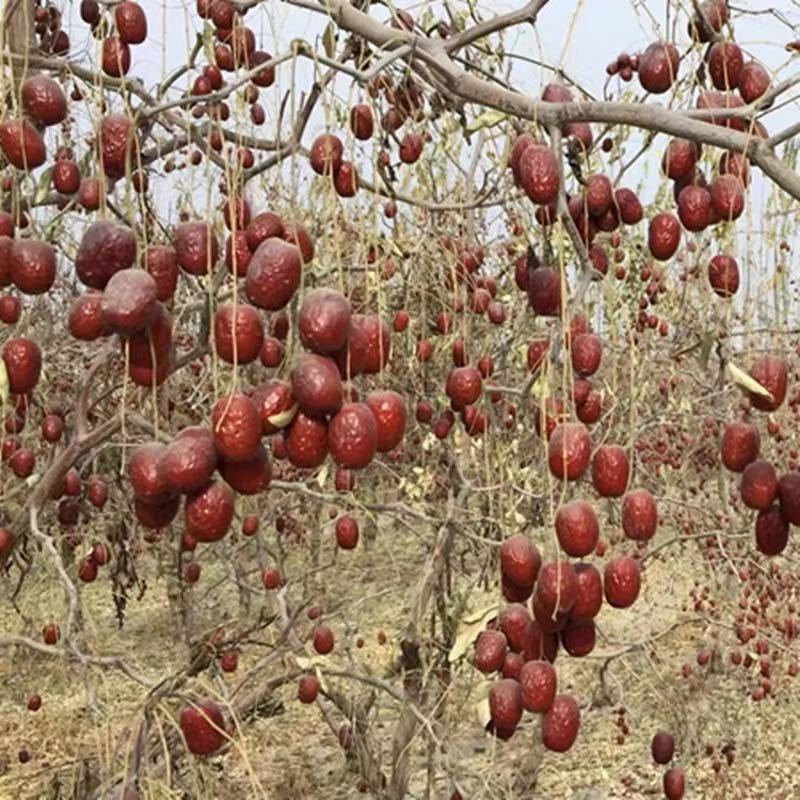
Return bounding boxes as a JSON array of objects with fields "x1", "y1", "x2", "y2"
[{"x1": 51, "y1": 0, "x2": 800, "y2": 325}]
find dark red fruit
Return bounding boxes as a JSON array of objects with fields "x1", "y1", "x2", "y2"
[
  {"x1": 284, "y1": 411, "x2": 328, "y2": 468},
  {"x1": 555, "y1": 500, "x2": 599, "y2": 557},
  {"x1": 489, "y1": 678, "x2": 523, "y2": 733},
  {"x1": 592, "y1": 445, "x2": 629, "y2": 497},
  {"x1": 0, "y1": 119, "x2": 46, "y2": 169},
  {"x1": 175, "y1": 221, "x2": 218, "y2": 275},
  {"x1": 211, "y1": 394, "x2": 261, "y2": 462},
  {"x1": 2, "y1": 338, "x2": 41, "y2": 394},
  {"x1": 474, "y1": 630, "x2": 508, "y2": 674},
  {"x1": 748, "y1": 355, "x2": 787, "y2": 412},
  {"x1": 298, "y1": 288, "x2": 351, "y2": 354},
  {"x1": 721, "y1": 422, "x2": 759, "y2": 471},
  {"x1": 651, "y1": 730, "x2": 675, "y2": 764},
  {"x1": 291, "y1": 353, "x2": 343, "y2": 417},
  {"x1": 519, "y1": 659, "x2": 556, "y2": 712},
  {"x1": 9, "y1": 240, "x2": 56, "y2": 295},
  {"x1": 638, "y1": 41, "x2": 679, "y2": 94},
  {"x1": 648, "y1": 212, "x2": 681, "y2": 260},
  {"x1": 213, "y1": 303, "x2": 264, "y2": 364},
  {"x1": 335, "y1": 515, "x2": 359, "y2": 549},
  {"x1": 180, "y1": 699, "x2": 225, "y2": 756},
  {"x1": 571, "y1": 563, "x2": 603, "y2": 621},
  {"x1": 541, "y1": 695, "x2": 580, "y2": 752},
  {"x1": 518, "y1": 144, "x2": 559, "y2": 205},
  {"x1": 21, "y1": 75, "x2": 67, "y2": 126},
  {"x1": 707, "y1": 255, "x2": 739, "y2": 297},
  {"x1": 499, "y1": 534, "x2": 541, "y2": 590},
  {"x1": 245, "y1": 238, "x2": 302, "y2": 310},
  {"x1": 621, "y1": 489, "x2": 657, "y2": 541},
  {"x1": 365, "y1": 391, "x2": 406, "y2": 453},
  {"x1": 740, "y1": 461, "x2": 777, "y2": 511},
  {"x1": 184, "y1": 480, "x2": 235, "y2": 543},
  {"x1": 603, "y1": 557, "x2": 641, "y2": 608},
  {"x1": 75, "y1": 221, "x2": 136, "y2": 289},
  {"x1": 547, "y1": 422, "x2": 591, "y2": 480},
  {"x1": 754, "y1": 506, "x2": 789, "y2": 556},
  {"x1": 328, "y1": 403, "x2": 377, "y2": 469}
]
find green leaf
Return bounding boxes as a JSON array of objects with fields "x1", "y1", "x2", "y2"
[
  {"x1": 727, "y1": 362, "x2": 773, "y2": 401},
  {"x1": 698, "y1": 332, "x2": 714, "y2": 370}
]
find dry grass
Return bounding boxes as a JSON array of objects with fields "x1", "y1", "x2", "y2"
[{"x1": 1, "y1": 515, "x2": 799, "y2": 800}]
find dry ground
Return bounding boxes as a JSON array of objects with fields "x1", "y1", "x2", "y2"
[{"x1": 1, "y1": 512, "x2": 798, "y2": 800}]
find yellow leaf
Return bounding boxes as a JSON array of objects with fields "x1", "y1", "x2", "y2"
[
  {"x1": 466, "y1": 109, "x2": 508, "y2": 134},
  {"x1": 472, "y1": 679, "x2": 493, "y2": 728},
  {"x1": 727, "y1": 362, "x2": 773, "y2": 401},
  {"x1": 267, "y1": 404, "x2": 298, "y2": 430},
  {"x1": 448, "y1": 603, "x2": 499, "y2": 664},
  {"x1": 0, "y1": 360, "x2": 8, "y2": 405},
  {"x1": 316, "y1": 463, "x2": 328, "y2": 489}
]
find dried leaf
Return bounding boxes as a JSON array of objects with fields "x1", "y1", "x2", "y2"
[
  {"x1": 322, "y1": 22, "x2": 336, "y2": 59},
  {"x1": 727, "y1": 362, "x2": 773, "y2": 400},
  {"x1": 448, "y1": 603, "x2": 499, "y2": 664}
]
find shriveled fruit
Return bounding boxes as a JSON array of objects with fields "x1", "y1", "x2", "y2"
[
  {"x1": 313, "y1": 625, "x2": 335, "y2": 654},
  {"x1": 218, "y1": 445, "x2": 271, "y2": 495},
  {"x1": 175, "y1": 221, "x2": 219, "y2": 275},
  {"x1": 251, "y1": 379, "x2": 295, "y2": 435}
]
